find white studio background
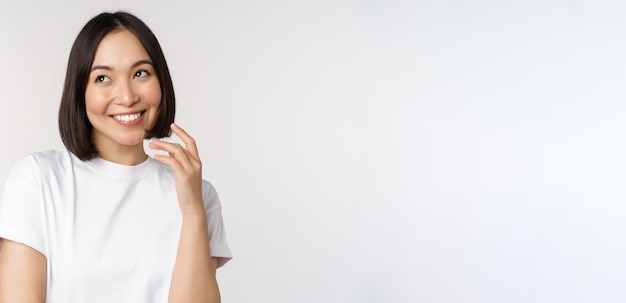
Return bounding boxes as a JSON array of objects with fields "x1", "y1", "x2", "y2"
[{"x1": 1, "y1": 0, "x2": 626, "y2": 302}]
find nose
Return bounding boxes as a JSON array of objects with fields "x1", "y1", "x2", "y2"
[{"x1": 116, "y1": 79, "x2": 139, "y2": 106}]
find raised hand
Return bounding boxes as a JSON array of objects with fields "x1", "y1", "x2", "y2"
[
  {"x1": 150, "y1": 124, "x2": 220, "y2": 301},
  {"x1": 148, "y1": 123, "x2": 204, "y2": 215}
]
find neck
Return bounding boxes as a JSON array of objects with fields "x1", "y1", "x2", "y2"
[{"x1": 97, "y1": 144, "x2": 148, "y2": 166}]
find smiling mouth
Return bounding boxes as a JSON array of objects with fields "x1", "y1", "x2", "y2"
[{"x1": 112, "y1": 111, "x2": 145, "y2": 123}]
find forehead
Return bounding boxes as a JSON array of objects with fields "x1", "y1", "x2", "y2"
[{"x1": 92, "y1": 29, "x2": 150, "y2": 66}]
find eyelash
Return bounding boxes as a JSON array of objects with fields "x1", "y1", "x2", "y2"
[
  {"x1": 95, "y1": 75, "x2": 110, "y2": 83},
  {"x1": 94, "y1": 70, "x2": 150, "y2": 83},
  {"x1": 134, "y1": 70, "x2": 150, "y2": 78}
]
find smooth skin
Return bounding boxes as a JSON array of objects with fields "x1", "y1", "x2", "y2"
[
  {"x1": 0, "y1": 28, "x2": 221, "y2": 303},
  {"x1": 0, "y1": 240, "x2": 46, "y2": 302},
  {"x1": 86, "y1": 28, "x2": 162, "y2": 165}
]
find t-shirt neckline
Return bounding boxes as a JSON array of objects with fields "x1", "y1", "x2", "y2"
[{"x1": 85, "y1": 156, "x2": 158, "y2": 180}]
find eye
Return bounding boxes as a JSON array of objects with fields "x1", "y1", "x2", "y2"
[
  {"x1": 134, "y1": 70, "x2": 150, "y2": 78},
  {"x1": 95, "y1": 75, "x2": 111, "y2": 83}
]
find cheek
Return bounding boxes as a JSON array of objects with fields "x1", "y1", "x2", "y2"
[
  {"x1": 141, "y1": 80, "x2": 162, "y2": 107},
  {"x1": 84, "y1": 87, "x2": 110, "y2": 115},
  {"x1": 141, "y1": 81, "x2": 162, "y2": 129}
]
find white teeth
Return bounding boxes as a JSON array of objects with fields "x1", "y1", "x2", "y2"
[{"x1": 113, "y1": 112, "x2": 142, "y2": 122}]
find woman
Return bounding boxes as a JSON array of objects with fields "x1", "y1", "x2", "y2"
[{"x1": 0, "y1": 11, "x2": 232, "y2": 302}]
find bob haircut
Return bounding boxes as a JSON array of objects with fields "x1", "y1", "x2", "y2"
[{"x1": 59, "y1": 11, "x2": 175, "y2": 161}]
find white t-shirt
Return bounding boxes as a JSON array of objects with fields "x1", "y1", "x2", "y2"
[{"x1": 0, "y1": 149, "x2": 232, "y2": 302}]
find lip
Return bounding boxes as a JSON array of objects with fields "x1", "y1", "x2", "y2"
[{"x1": 110, "y1": 110, "x2": 145, "y2": 127}]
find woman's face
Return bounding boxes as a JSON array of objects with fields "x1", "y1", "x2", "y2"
[{"x1": 85, "y1": 28, "x2": 162, "y2": 153}]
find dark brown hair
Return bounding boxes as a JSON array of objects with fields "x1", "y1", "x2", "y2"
[{"x1": 58, "y1": 11, "x2": 175, "y2": 160}]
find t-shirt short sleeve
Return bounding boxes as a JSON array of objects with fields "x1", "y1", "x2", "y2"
[
  {"x1": 0, "y1": 155, "x2": 47, "y2": 256},
  {"x1": 203, "y1": 182, "x2": 233, "y2": 268}
]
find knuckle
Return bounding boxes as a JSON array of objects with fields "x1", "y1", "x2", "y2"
[{"x1": 173, "y1": 144, "x2": 185, "y2": 152}]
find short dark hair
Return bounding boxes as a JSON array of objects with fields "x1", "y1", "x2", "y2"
[{"x1": 58, "y1": 11, "x2": 175, "y2": 161}]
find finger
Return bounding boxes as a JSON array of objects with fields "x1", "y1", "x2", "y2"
[
  {"x1": 170, "y1": 123, "x2": 200, "y2": 159},
  {"x1": 152, "y1": 153, "x2": 184, "y2": 173},
  {"x1": 148, "y1": 139, "x2": 194, "y2": 169}
]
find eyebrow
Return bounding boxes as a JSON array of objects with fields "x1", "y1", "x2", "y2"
[{"x1": 90, "y1": 59, "x2": 154, "y2": 72}]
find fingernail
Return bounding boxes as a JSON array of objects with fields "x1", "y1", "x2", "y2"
[{"x1": 171, "y1": 123, "x2": 178, "y2": 129}]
